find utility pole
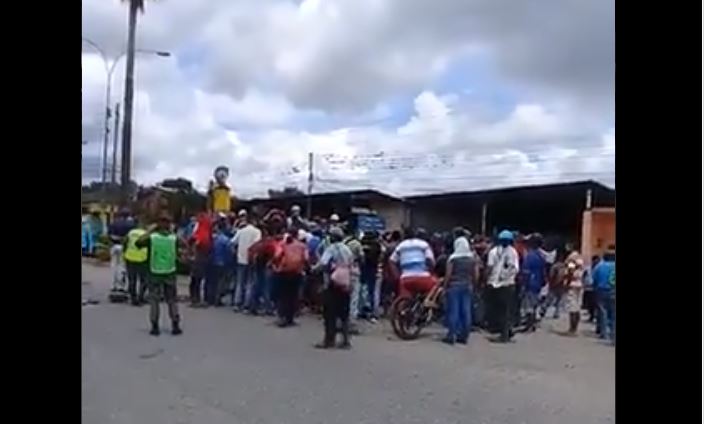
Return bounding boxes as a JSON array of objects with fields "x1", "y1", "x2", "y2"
[
  {"x1": 101, "y1": 100, "x2": 111, "y2": 185},
  {"x1": 120, "y1": 0, "x2": 140, "y2": 202},
  {"x1": 111, "y1": 102, "x2": 121, "y2": 185},
  {"x1": 100, "y1": 103, "x2": 111, "y2": 207},
  {"x1": 307, "y1": 152, "x2": 314, "y2": 219}
]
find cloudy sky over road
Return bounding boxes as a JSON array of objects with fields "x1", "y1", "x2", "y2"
[{"x1": 82, "y1": 0, "x2": 614, "y2": 198}]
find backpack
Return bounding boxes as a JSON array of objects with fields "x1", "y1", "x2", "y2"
[{"x1": 276, "y1": 240, "x2": 307, "y2": 274}]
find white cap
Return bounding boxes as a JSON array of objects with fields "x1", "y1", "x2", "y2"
[
  {"x1": 291, "y1": 205, "x2": 301, "y2": 213},
  {"x1": 330, "y1": 213, "x2": 340, "y2": 222},
  {"x1": 237, "y1": 209, "x2": 247, "y2": 217}
]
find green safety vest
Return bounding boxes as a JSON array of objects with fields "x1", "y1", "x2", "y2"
[
  {"x1": 124, "y1": 228, "x2": 148, "y2": 263},
  {"x1": 149, "y1": 233, "x2": 177, "y2": 275}
]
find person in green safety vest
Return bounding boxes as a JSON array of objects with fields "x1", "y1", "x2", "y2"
[
  {"x1": 136, "y1": 213, "x2": 183, "y2": 336},
  {"x1": 123, "y1": 218, "x2": 149, "y2": 306}
]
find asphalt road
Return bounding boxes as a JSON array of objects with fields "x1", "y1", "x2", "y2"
[{"x1": 82, "y1": 262, "x2": 615, "y2": 424}]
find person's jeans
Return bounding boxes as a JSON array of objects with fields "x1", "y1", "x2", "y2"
[
  {"x1": 233, "y1": 264, "x2": 253, "y2": 309},
  {"x1": 520, "y1": 290, "x2": 540, "y2": 330},
  {"x1": 445, "y1": 285, "x2": 471, "y2": 341},
  {"x1": 247, "y1": 265, "x2": 271, "y2": 313},
  {"x1": 189, "y1": 253, "x2": 209, "y2": 304},
  {"x1": 540, "y1": 288, "x2": 564, "y2": 318},
  {"x1": 360, "y1": 263, "x2": 378, "y2": 317},
  {"x1": 126, "y1": 260, "x2": 148, "y2": 303},
  {"x1": 348, "y1": 270, "x2": 361, "y2": 321},
  {"x1": 596, "y1": 289, "x2": 616, "y2": 342}
]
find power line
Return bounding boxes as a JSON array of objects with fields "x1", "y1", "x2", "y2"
[
  {"x1": 317, "y1": 170, "x2": 614, "y2": 184},
  {"x1": 316, "y1": 152, "x2": 614, "y2": 177},
  {"x1": 319, "y1": 144, "x2": 613, "y2": 164}
]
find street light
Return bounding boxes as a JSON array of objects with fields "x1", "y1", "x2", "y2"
[{"x1": 81, "y1": 37, "x2": 170, "y2": 187}]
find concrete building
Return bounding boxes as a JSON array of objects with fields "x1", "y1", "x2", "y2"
[
  {"x1": 406, "y1": 180, "x2": 615, "y2": 250},
  {"x1": 226, "y1": 180, "x2": 616, "y2": 255}
]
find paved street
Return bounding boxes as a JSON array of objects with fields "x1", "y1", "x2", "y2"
[{"x1": 82, "y1": 262, "x2": 615, "y2": 424}]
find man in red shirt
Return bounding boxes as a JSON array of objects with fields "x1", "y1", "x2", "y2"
[
  {"x1": 271, "y1": 228, "x2": 309, "y2": 327},
  {"x1": 188, "y1": 213, "x2": 212, "y2": 307},
  {"x1": 247, "y1": 228, "x2": 277, "y2": 315}
]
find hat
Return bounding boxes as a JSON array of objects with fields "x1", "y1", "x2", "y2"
[
  {"x1": 329, "y1": 213, "x2": 340, "y2": 222},
  {"x1": 237, "y1": 209, "x2": 247, "y2": 217},
  {"x1": 498, "y1": 230, "x2": 514, "y2": 241}
]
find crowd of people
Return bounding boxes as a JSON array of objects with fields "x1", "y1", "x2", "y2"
[{"x1": 102, "y1": 204, "x2": 616, "y2": 348}]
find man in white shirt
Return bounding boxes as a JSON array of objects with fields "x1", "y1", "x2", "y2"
[
  {"x1": 486, "y1": 230, "x2": 520, "y2": 343},
  {"x1": 230, "y1": 210, "x2": 262, "y2": 312},
  {"x1": 287, "y1": 204, "x2": 309, "y2": 231}
]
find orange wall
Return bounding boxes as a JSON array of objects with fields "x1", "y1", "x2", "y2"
[{"x1": 581, "y1": 208, "x2": 615, "y2": 265}]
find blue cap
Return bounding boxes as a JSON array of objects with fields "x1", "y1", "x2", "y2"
[{"x1": 498, "y1": 230, "x2": 514, "y2": 241}]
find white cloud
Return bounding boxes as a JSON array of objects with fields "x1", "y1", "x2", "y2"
[
  {"x1": 194, "y1": 90, "x2": 295, "y2": 128},
  {"x1": 82, "y1": 0, "x2": 614, "y2": 198}
]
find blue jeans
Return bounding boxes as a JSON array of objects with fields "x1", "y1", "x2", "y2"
[
  {"x1": 445, "y1": 285, "x2": 471, "y2": 341},
  {"x1": 247, "y1": 265, "x2": 274, "y2": 313},
  {"x1": 596, "y1": 289, "x2": 616, "y2": 342},
  {"x1": 540, "y1": 288, "x2": 564, "y2": 318},
  {"x1": 360, "y1": 263, "x2": 378, "y2": 316},
  {"x1": 233, "y1": 264, "x2": 253, "y2": 308}
]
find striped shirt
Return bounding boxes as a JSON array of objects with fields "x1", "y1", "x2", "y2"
[{"x1": 390, "y1": 238, "x2": 435, "y2": 278}]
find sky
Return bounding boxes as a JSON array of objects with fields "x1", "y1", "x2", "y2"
[{"x1": 82, "y1": 0, "x2": 614, "y2": 199}]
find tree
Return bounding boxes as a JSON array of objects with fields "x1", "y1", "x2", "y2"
[
  {"x1": 135, "y1": 178, "x2": 207, "y2": 223},
  {"x1": 160, "y1": 178, "x2": 194, "y2": 192}
]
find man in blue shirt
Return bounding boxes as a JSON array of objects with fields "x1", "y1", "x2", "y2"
[
  {"x1": 307, "y1": 227, "x2": 323, "y2": 264},
  {"x1": 208, "y1": 226, "x2": 233, "y2": 307},
  {"x1": 591, "y1": 246, "x2": 616, "y2": 343},
  {"x1": 521, "y1": 235, "x2": 547, "y2": 332}
]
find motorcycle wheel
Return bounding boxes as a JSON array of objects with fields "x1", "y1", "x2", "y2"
[{"x1": 390, "y1": 296, "x2": 424, "y2": 340}]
